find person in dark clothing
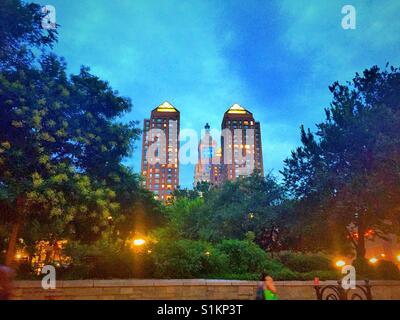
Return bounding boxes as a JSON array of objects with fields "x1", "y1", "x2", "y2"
[
  {"x1": 256, "y1": 273, "x2": 278, "y2": 300},
  {"x1": 0, "y1": 265, "x2": 15, "y2": 300}
]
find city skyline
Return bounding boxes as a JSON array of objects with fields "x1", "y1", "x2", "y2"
[
  {"x1": 36, "y1": 0, "x2": 400, "y2": 188},
  {"x1": 142, "y1": 102, "x2": 264, "y2": 196}
]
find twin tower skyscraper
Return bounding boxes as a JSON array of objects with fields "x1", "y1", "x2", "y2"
[{"x1": 141, "y1": 102, "x2": 264, "y2": 203}]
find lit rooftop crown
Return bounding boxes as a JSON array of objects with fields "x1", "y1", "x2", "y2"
[
  {"x1": 156, "y1": 101, "x2": 178, "y2": 112},
  {"x1": 227, "y1": 103, "x2": 247, "y2": 114}
]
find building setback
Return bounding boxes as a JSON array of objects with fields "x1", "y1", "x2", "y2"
[
  {"x1": 221, "y1": 104, "x2": 263, "y2": 180},
  {"x1": 141, "y1": 102, "x2": 180, "y2": 203}
]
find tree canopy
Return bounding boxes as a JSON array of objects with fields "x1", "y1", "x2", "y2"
[
  {"x1": 282, "y1": 65, "x2": 400, "y2": 258},
  {"x1": 0, "y1": 0, "x2": 161, "y2": 266},
  {"x1": 160, "y1": 173, "x2": 287, "y2": 244}
]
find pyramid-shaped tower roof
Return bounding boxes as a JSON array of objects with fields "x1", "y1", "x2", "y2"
[
  {"x1": 154, "y1": 101, "x2": 179, "y2": 113},
  {"x1": 225, "y1": 103, "x2": 251, "y2": 115}
]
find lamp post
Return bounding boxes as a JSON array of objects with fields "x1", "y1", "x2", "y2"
[{"x1": 131, "y1": 237, "x2": 148, "y2": 278}]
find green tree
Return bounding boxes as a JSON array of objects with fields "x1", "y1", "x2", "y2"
[
  {"x1": 0, "y1": 0, "x2": 57, "y2": 69},
  {"x1": 0, "y1": 0, "x2": 145, "y2": 265},
  {"x1": 172, "y1": 186, "x2": 200, "y2": 200},
  {"x1": 282, "y1": 65, "x2": 400, "y2": 258},
  {"x1": 109, "y1": 168, "x2": 165, "y2": 240},
  {"x1": 151, "y1": 239, "x2": 227, "y2": 278},
  {"x1": 194, "y1": 181, "x2": 212, "y2": 198},
  {"x1": 0, "y1": 1, "x2": 167, "y2": 269},
  {"x1": 195, "y1": 173, "x2": 285, "y2": 242},
  {"x1": 162, "y1": 196, "x2": 204, "y2": 239},
  {"x1": 0, "y1": 53, "x2": 141, "y2": 265}
]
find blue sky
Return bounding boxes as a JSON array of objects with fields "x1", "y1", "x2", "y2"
[{"x1": 38, "y1": 0, "x2": 400, "y2": 188}]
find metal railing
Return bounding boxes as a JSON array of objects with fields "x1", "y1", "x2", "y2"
[{"x1": 314, "y1": 280, "x2": 372, "y2": 300}]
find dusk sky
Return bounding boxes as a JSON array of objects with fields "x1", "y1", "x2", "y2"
[{"x1": 37, "y1": 0, "x2": 400, "y2": 188}]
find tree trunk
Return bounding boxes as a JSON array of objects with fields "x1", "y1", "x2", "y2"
[
  {"x1": 356, "y1": 232, "x2": 366, "y2": 259},
  {"x1": 5, "y1": 197, "x2": 25, "y2": 267},
  {"x1": 354, "y1": 209, "x2": 367, "y2": 259},
  {"x1": 5, "y1": 218, "x2": 21, "y2": 267}
]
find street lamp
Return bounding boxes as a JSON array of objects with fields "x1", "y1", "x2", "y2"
[
  {"x1": 133, "y1": 238, "x2": 146, "y2": 246},
  {"x1": 335, "y1": 259, "x2": 346, "y2": 268},
  {"x1": 369, "y1": 257, "x2": 378, "y2": 264}
]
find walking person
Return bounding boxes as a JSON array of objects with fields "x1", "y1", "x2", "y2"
[
  {"x1": 256, "y1": 273, "x2": 278, "y2": 300},
  {"x1": 0, "y1": 265, "x2": 15, "y2": 300}
]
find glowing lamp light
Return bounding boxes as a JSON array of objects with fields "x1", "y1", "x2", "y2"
[
  {"x1": 15, "y1": 253, "x2": 22, "y2": 260},
  {"x1": 335, "y1": 260, "x2": 346, "y2": 268},
  {"x1": 369, "y1": 257, "x2": 378, "y2": 264},
  {"x1": 396, "y1": 255, "x2": 400, "y2": 262},
  {"x1": 133, "y1": 238, "x2": 146, "y2": 246},
  {"x1": 205, "y1": 251, "x2": 211, "y2": 256}
]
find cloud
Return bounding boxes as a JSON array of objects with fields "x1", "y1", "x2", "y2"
[
  {"x1": 38, "y1": 0, "x2": 400, "y2": 187},
  {"x1": 279, "y1": 0, "x2": 400, "y2": 82},
  {"x1": 39, "y1": 0, "x2": 253, "y2": 187}
]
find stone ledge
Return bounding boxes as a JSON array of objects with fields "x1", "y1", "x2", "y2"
[
  {"x1": 205, "y1": 280, "x2": 233, "y2": 286},
  {"x1": 154, "y1": 280, "x2": 184, "y2": 286},
  {"x1": 369, "y1": 280, "x2": 400, "y2": 286},
  {"x1": 230, "y1": 281, "x2": 257, "y2": 286},
  {"x1": 93, "y1": 279, "x2": 155, "y2": 287},
  {"x1": 62, "y1": 280, "x2": 94, "y2": 288},
  {"x1": 14, "y1": 281, "x2": 48, "y2": 289},
  {"x1": 14, "y1": 279, "x2": 400, "y2": 289},
  {"x1": 11, "y1": 279, "x2": 400, "y2": 300},
  {"x1": 182, "y1": 279, "x2": 207, "y2": 286}
]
